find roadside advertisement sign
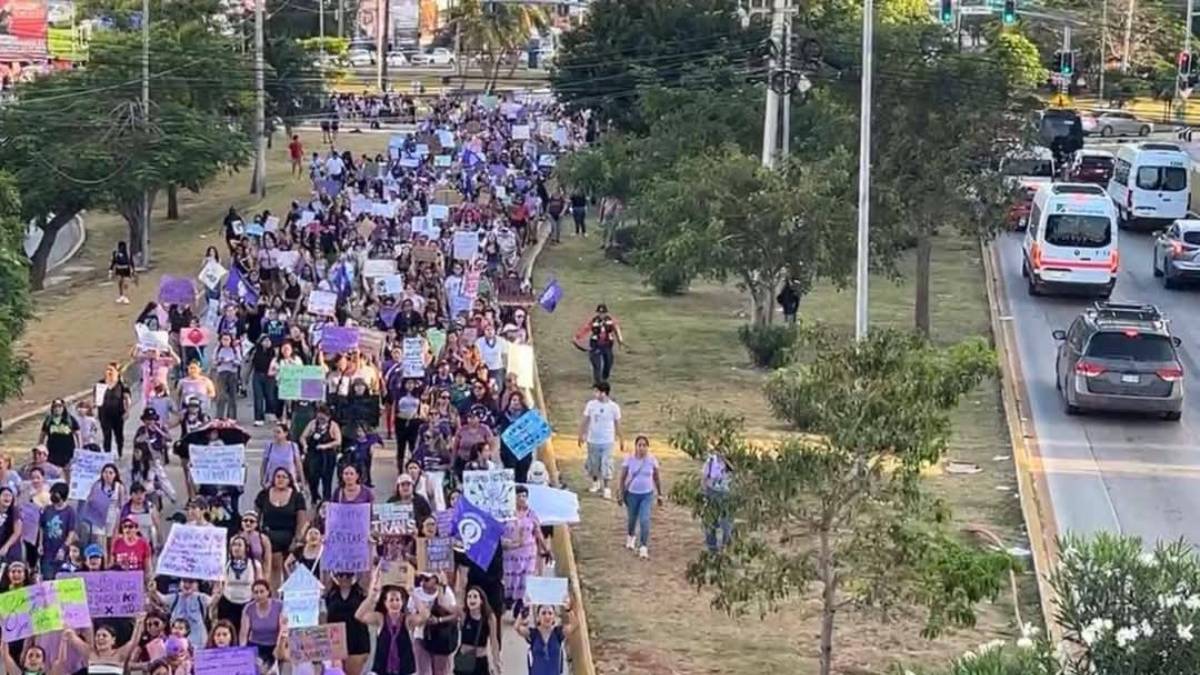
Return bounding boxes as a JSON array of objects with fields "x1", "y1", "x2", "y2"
[{"x1": 0, "y1": 0, "x2": 49, "y2": 60}]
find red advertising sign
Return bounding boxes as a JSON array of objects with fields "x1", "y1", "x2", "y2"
[{"x1": 0, "y1": 0, "x2": 48, "y2": 60}]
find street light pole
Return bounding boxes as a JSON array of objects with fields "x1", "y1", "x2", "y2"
[
  {"x1": 140, "y1": 0, "x2": 151, "y2": 268},
  {"x1": 251, "y1": 0, "x2": 266, "y2": 197},
  {"x1": 761, "y1": 0, "x2": 786, "y2": 168},
  {"x1": 318, "y1": 0, "x2": 325, "y2": 61},
  {"x1": 854, "y1": 0, "x2": 873, "y2": 341},
  {"x1": 1099, "y1": 0, "x2": 1107, "y2": 99},
  {"x1": 781, "y1": 13, "x2": 791, "y2": 159},
  {"x1": 1121, "y1": 0, "x2": 1135, "y2": 72}
]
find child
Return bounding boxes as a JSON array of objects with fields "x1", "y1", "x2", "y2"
[{"x1": 74, "y1": 401, "x2": 102, "y2": 449}]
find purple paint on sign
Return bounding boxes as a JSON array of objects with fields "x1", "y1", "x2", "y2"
[
  {"x1": 322, "y1": 503, "x2": 372, "y2": 572},
  {"x1": 321, "y1": 327, "x2": 360, "y2": 355},
  {"x1": 157, "y1": 275, "x2": 195, "y2": 306},
  {"x1": 194, "y1": 647, "x2": 259, "y2": 675},
  {"x1": 299, "y1": 379, "x2": 325, "y2": 401}
]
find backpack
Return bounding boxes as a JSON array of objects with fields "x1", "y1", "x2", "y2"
[{"x1": 169, "y1": 592, "x2": 213, "y2": 633}]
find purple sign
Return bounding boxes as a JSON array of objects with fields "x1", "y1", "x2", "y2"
[
  {"x1": 194, "y1": 647, "x2": 258, "y2": 675},
  {"x1": 62, "y1": 571, "x2": 145, "y2": 618},
  {"x1": 538, "y1": 279, "x2": 562, "y2": 313},
  {"x1": 435, "y1": 509, "x2": 455, "y2": 537},
  {"x1": 299, "y1": 379, "x2": 326, "y2": 401},
  {"x1": 378, "y1": 306, "x2": 400, "y2": 328},
  {"x1": 157, "y1": 275, "x2": 195, "y2": 306},
  {"x1": 321, "y1": 327, "x2": 360, "y2": 355},
  {"x1": 322, "y1": 503, "x2": 372, "y2": 573}
]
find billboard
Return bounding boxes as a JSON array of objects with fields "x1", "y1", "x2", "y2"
[{"x1": 0, "y1": 0, "x2": 48, "y2": 60}]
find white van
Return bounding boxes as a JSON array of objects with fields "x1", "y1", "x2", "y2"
[
  {"x1": 999, "y1": 146, "x2": 1056, "y2": 190},
  {"x1": 1022, "y1": 183, "x2": 1119, "y2": 297},
  {"x1": 1108, "y1": 143, "x2": 1191, "y2": 229}
]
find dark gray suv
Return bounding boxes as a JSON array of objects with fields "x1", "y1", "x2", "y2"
[{"x1": 1052, "y1": 302, "x2": 1184, "y2": 421}]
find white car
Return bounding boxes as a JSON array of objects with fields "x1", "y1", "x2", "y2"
[
  {"x1": 412, "y1": 48, "x2": 455, "y2": 66},
  {"x1": 386, "y1": 51, "x2": 409, "y2": 67},
  {"x1": 346, "y1": 49, "x2": 375, "y2": 67}
]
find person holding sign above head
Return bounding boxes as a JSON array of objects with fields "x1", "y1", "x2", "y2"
[
  {"x1": 61, "y1": 612, "x2": 146, "y2": 675},
  {"x1": 354, "y1": 565, "x2": 417, "y2": 675},
  {"x1": 514, "y1": 600, "x2": 577, "y2": 675},
  {"x1": 0, "y1": 639, "x2": 69, "y2": 675}
]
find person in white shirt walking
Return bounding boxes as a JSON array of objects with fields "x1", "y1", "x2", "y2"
[{"x1": 577, "y1": 382, "x2": 623, "y2": 499}]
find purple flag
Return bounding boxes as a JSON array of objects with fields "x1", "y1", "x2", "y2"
[
  {"x1": 158, "y1": 276, "x2": 195, "y2": 306},
  {"x1": 538, "y1": 279, "x2": 562, "y2": 313},
  {"x1": 321, "y1": 326, "x2": 359, "y2": 355},
  {"x1": 323, "y1": 503, "x2": 372, "y2": 573},
  {"x1": 452, "y1": 495, "x2": 503, "y2": 569}
]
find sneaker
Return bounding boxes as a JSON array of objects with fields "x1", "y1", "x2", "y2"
[
  {"x1": 603, "y1": 487, "x2": 612, "y2": 500},
  {"x1": 253, "y1": 420, "x2": 264, "y2": 427},
  {"x1": 638, "y1": 546, "x2": 649, "y2": 559},
  {"x1": 588, "y1": 481, "x2": 601, "y2": 494},
  {"x1": 625, "y1": 535, "x2": 635, "y2": 550}
]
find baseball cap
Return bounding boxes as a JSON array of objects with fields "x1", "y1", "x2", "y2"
[
  {"x1": 396, "y1": 474, "x2": 414, "y2": 485},
  {"x1": 85, "y1": 544, "x2": 104, "y2": 559}
]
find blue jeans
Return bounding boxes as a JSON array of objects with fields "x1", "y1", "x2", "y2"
[
  {"x1": 624, "y1": 491, "x2": 653, "y2": 547},
  {"x1": 703, "y1": 488, "x2": 732, "y2": 552},
  {"x1": 251, "y1": 372, "x2": 275, "y2": 422}
]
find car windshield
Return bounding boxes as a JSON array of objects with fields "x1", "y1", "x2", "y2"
[
  {"x1": 1136, "y1": 166, "x2": 1188, "y2": 191},
  {"x1": 1085, "y1": 332, "x2": 1175, "y2": 361},
  {"x1": 1041, "y1": 116, "x2": 1077, "y2": 139},
  {"x1": 1003, "y1": 159, "x2": 1054, "y2": 177},
  {"x1": 1045, "y1": 214, "x2": 1111, "y2": 247}
]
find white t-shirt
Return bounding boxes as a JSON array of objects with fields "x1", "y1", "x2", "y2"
[
  {"x1": 407, "y1": 586, "x2": 457, "y2": 640},
  {"x1": 476, "y1": 336, "x2": 508, "y2": 370},
  {"x1": 583, "y1": 399, "x2": 621, "y2": 445},
  {"x1": 325, "y1": 155, "x2": 345, "y2": 177}
]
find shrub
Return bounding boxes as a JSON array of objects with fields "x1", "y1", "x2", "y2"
[
  {"x1": 647, "y1": 267, "x2": 690, "y2": 296},
  {"x1": 737, "y1": 323, "x2": 796, "y2": 369},
  {"x1": 896, "y1": 637, "x2": 1060, "y2": 675}
]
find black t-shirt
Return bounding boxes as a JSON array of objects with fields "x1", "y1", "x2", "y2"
[
  {"x1": 99, "y1": 381, "x2": 130, "y2": 415},
  {"x1": 251, "y1": 346, "x2": 276, "y2": 375}
]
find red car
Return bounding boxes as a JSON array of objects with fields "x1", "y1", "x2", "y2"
[
  {"x1": 1007, "y1": 185, "x2": 1037, "y2": 229},
  {"x1": 1069, "y1": 151, "x2": 1116, "y2": 184}
]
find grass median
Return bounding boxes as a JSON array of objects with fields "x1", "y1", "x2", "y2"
[{"x1": 530, "y1": 231, "x2": 1037, "y2": 675}]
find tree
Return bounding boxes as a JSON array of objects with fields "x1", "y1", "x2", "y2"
[
  {"x1": 551, "y1": 0, "x2": 765, "y2": 131},
  {"x1": 630, "y1": 148, "x2": 856, "y2": 325},
  {"x1": 988, "y1": 31, "x2": 1048, "y2": 91},
  {"x1": 0, "y1": 172, "x2": 33, "y2": 406},
  {"x1": 672, "y1": 325, "x2": 1010, "y2": 675},
  {"x1": 449, "y1": 0, "x2": 548, "y2": 93}
]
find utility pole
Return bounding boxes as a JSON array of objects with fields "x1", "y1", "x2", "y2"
[
  {"x1": 319, "y1": 0, "x2": 325, "y2": 61},
  {"x1": 1183, "y1": 0, "x2": 1194, "y2": 111},
  {"x1": 140, "y1": 0, "x2": 151, "y2": 268},
  {"x1": 251, "y1": 0, "x2": 266, "y2": 197},
  {"x1": 854, "y1": 0, "x2": 874, "y2": 341},
  {"x1": 1099, "y1": 0, "x2": 1108, "y2": 98},
  {"x1": 781, "y1": 13, "x2": 791, "y2": 159},
  {"x1": 761, "y1": 0, "x2": 786, "y2": 168},
  {"x1": 337, "y1": 0, "x2": 344, "y2": 38},
  {"x1": 1121, "y1": 0, "x2": 1134, "y2": 72},
  {"x1": 376, "y1": 0, "x2": 384, "y2": 91}
]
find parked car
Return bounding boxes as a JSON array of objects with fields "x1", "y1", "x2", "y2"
[
  {"x1": 412, "y1": 48, "x2": 456, "y2": 66},
  {"x1": 346, "y1": 49, "x2": 375, "y2": 67},
  {"x1": 386, "y1": 51, "x2": 409, "y2": 67},
  {"x1": 1085, "y1": 109, "x2": 1152, "y2": 137}
]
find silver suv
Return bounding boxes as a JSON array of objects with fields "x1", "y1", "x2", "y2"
[{"x1": 1052, "y1": 302, "x2": 1184, "y2": 421}]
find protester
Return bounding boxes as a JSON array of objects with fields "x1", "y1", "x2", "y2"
[
  {"x1": 109, "y1": 241, "x2": 137, "y2": 304},
  {"x1": 39, "y1": 399, "x2": 81, "y2": 469},
  {"x1": 514, "y1": 601, "x2": 577, "y2": 675},
  {"x1": 577, "y1": 382, "x2": 624, "y2": 499},
  {"x1": 355, "y1": 566, "x2": 417, "y2": 675},
  {"x1": 573, "y1": 304, "x2": 623, "y2": 385},
  {"x1": 617, "y1": 435, "x2": 663, "y2": 560}
]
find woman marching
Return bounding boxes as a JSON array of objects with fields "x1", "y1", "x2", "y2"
[
  {"x1": 354, "y1": 565, "x2": 417, "y2": 675},
  {"x1": 109, "y1": 240, "x2": 137, "y2": 304}
]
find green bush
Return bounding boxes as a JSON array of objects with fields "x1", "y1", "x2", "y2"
[
  {"x1": 895, "y1": 638, "x2": 1059, "y2": 675},
  {"x1": 647, "y1": 267, "x2": 690, "y2": 296},
  {"x1": 737, "y1": 323, "x2": 796, "y2": 369}
]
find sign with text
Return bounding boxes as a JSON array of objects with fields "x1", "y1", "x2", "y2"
[
  {"x1": 402, "y1": 337, "x2": 425, "y2": 378},
  {"x1": 68, "y1": 451, "x2": 117, "y2": 501},
  {"x1": 320, "y1": 326, "x2": 360, "y2": 356},
  {"x1": 307, "y1": 289, "x2": 338, "y2": 317},
  {"x1": 287, "y1": 623, "x2": 348, "y2": 661},
  {"x1": 452, "y1": 231, "x2": 479, "y2": 261},
  {"x1": 462, "y1": 469, "x2": 516, "y2": 521},
  {"x1": 188, "y1": 445, "x2": 247, "y2": 486},
  {"x1": 277, "y1": 364, "x2": 326, "y2": 402},
  {"x1": 500, "y1": 409, "x2": 551, "y2": 462},
  {"x1": 0, "y1": 578, "x2": 90, "y2": 642},
  {"x1": 62, "y1": 571, "x2": 144, "y2": 618},
  {"x1": 371, "y1": 503, "x2": 415, "y2": 538},
  {"x1": 322, "y1": 503, "x2": 371, "y2": 573},
  {"x1": 282, "y1": 589, "x2": 320, "y2": 628},
  {"x1": 194, "y1": 647, "x2": 258, "y2": 675},
  {"x1": 156, "y1": 524, "x2": 228, "y2": 581}
]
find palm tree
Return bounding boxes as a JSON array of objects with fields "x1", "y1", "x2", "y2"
[{"x1": 448, "y1": 0, "x2": 547, "y2": 92}]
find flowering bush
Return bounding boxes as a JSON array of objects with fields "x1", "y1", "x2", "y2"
[
  {"x1": 1051, "y1": 533, "x2": 1200, "y2": 674},
  {"x1": 895, "y1": 626, "x2": 1060, "y2": 675}
]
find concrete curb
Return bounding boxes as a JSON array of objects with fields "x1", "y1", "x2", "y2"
[{"x1": 980, "y1": 240, "x2": 1063, "y2": 641}]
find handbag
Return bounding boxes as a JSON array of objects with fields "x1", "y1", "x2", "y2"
[
  {"x1": 452, "y1": 617, "x2": 485, "y2": 675},
  {"x1": 423, "y1": 595, "x2": 460, "y2": 656}
]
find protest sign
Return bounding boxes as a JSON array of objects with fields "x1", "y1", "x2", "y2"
[
  {"x1": 524, "y1": 577, "x2": 569, "y2": 606},
  {"x1": 553, "y1": 126, "x2": 568, "y2": 145},
  {"x1": 426, "y1": 329, "x2": 446, "y2": 358},
  {"x1": 538, "y1": 154, "x2": 557, "y2": 168},
  {"x1": 428, "y1": 204, "x2": 450, "y2": 221},
  {"x1": 437, "y1": 129, "x2": 455, "y2": 148},
  {"x1": 0, "y1": 578, "x2": 91, "y2": 642},
  {"x1": 538, "y1": 120, "x2": 556, "y2": 138},
  {"x1": 507, "y1": 343, "x2": 535, "y2": 389},
  {"x1": 179, "y1": 326, "x2": 212, "y2": 349},
  {"x1": 522, "y1": 484, "x2": 581, "y2": 526},
  {"x1": 399, "y1": 157, "x2": 420, "y2": 168},
  {"x1": 371, "y1": 503, "x2": 415, "y2": 537},
  {"x1": 425, "y1": 537, "x2": 454, "y2": 572},
  {"x1": 512, "y1": 124, "x2": 531, "y2": 140},
  {"x1": 245, "y1": 221, "x2": 264, "y2": 237},
  {"x1": 194, "y1": 647, "x2": 258, "y2": 675},
  {"x1": 62, "y1": 571, "x2": 144, "y2": 618},
  {"x1": 93, "y1": 383, "x2": 107, "y2": 408},
  {"x1": 452, "y1": 498, "x2": 503, "y2": 569},
  {"x1": 198, "y1": 261, "x2": 226, "y2": 291},
  {"x1": 323, "y1": 504, "x2": 371, "y2": 573},
  {"x1": 412, "y1": 245, "x2": 441, "y2": 266},
  {"x1": 156, "y1": 523, "x2": 228, "y2": 581},
  {"x1": 358, "y1": 329, "x2": 387, "y2": 361},
  {"x1": 500, "y1": 409, "x2": 551, "y2": 462},
  {"x1": 463, "y1": 469, "x2": 516, "y2": 521},
  {"x1": 277, "y1": 364, "x2": 326, "y2": 402},
  {"x1": 265, "y1": 215, "x2": 280, "y2": 231},
  {"x1": 452, "y1": 231, "x2": 479, "y2": 261},
  {"x1": 435, "y1": 509, "x2": 455, "y2": 537},
  {"x1": 288, "y1": 624, "x2": 348, "y2": 661},
  {"x1": 158, "y1": 276, "x2": 195, "y2": 306},
  {"x1": 362, "y1": 259, "x2": 397, "y2": 278},
  {"x1": 275, "y1": 251, "x2": 300, "y2": 272},
  {"x1": 134, "y1": 324, "x2": 170, "y2": 353},
  {"x1": 434, "y1": 155, "x2": 452, "y2": 168},
  {"x1": 373, "y1": 274, "x2": 404, "y2": 297},
  {"x1": 188, "y1": 445, "x2": 247, "y2": 486},
  {"x1": 463, "y1": 270, "x2": 480, "y2": 299},
  {"x1": 321, "y1": 326, "x2": 360, "y2": 355},
  {"x1": 402, "y1": 337, "x2": 425, "y2": 377},
  {"x1": 308, "y1": 289, "x2": 337, "y2": 317},
  {"x1": 282, "y1": 589, "x2": 320, "y2": 628},
  {"x1": 538, "y1": 279, "x2": 563, "y2": 313},
  {"x1": 69, "y1": 451, "x2": 117, "y2": 501},
  {"x1": 478, "y1": 95, "x2": 498, "y2": 111},
  {"x1": 279, "y1": 562, "x2": 322, "y2": 594}
]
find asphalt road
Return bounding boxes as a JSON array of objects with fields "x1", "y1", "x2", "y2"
[
  {"x1": 113, "y1": 386, "x2": 545, "y2": 673},
  {"x1": 994, "y1": 226, "x2": 1200, "y2": 546}
]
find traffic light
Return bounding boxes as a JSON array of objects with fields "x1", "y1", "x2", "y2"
[
  {"x1": 1179, "y1": 50, "x2": 1193, "y2": 78},
  {"x1": 1002, "y1": 0, "x2": 1017, "y2": 24},
  {"x1": 1057, "y1": 50, "x2": 1074, "y2": 76},
  {"x1": 940, "y1": 0, "x2": 954, "y2": 24}
]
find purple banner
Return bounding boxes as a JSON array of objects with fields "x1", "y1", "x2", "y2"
[
  {"x1": 321, "y1": 327, "x2": 360, "y2": 355},
  {"x1": 194, "y1": 647, "x2": 258, "y2": 675},
  {"x1": 322, "y1": 503, "x2": 371, "y2": 573},
  {"x1": 62, "y1": 571, "x2": 144, "y2": 618},
  {"x1": 452, "y1": 496, "x2": 503, "y2": 569},
  {"x1": 538, "y1": 279, "x2": 562, "y2": 313},
  {"x1": 157, "y1": 275, "x2": 195, "y2": 306}
]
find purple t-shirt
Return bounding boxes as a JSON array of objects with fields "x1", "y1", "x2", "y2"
[{"x1": 621, "y1": 455, "x2": 658, "y2": 495}]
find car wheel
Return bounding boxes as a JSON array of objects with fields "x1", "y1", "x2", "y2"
[
  {"x1": 1101, "y1": 126, "x2": 1114, "y2": 137},
  {"x1": 1021, "y1": 258, "x2": 1029, "y2": 278},
  {"x1": 1165, "y1": 410, "x2": 1182, "y2": 421},
  {"x1": 1064, "y1": 391, "x2": 1081, "y2": 415},
  {"x1": 1153, "y1": 251, "x2": 1163, "y2": 277},
  {"x1": 1027, "y1": 272, "x2": 1041, "y2": 296},
  {"x1": 1164, "y1": 262, "x2": 1177, "y2": 289},
  {"x1": 1139, "y1": 125, "x2": 1151, "y2": 136}
]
